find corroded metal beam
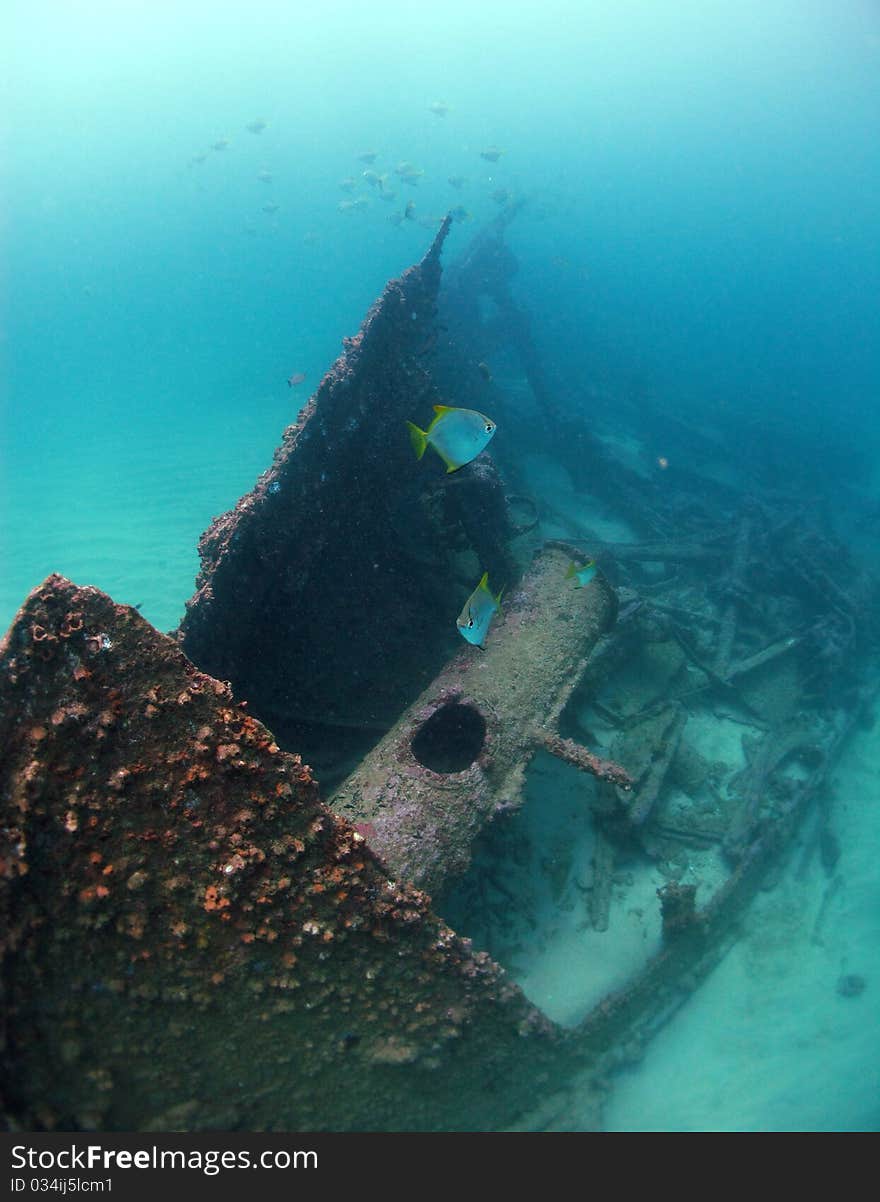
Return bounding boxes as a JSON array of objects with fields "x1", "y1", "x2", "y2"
[{"x1": 331, "y1": 545, "x2": 620, "y2": 893}]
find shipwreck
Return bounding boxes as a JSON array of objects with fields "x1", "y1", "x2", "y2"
[{"x1": 2, "y1": 213, "x2": 876, "y2": 1131}]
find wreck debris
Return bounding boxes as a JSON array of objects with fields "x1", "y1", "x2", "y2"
[
  {"x1": 713, "y1": 510, "x2": 751, "y2": 679},
  {"x1": 626, "y1": 706, "x2": 688, "y2": 829},
  {"x1": 0, "y1": 575, "x2": 571, "y2": 1132},
  {"x1": 594, "y1": 704, "x2": 687, "y2": 838},
  {"x1": 531, "y1": 728, "x2": 633, "y2": 791},
  {"x1": 177, "y1": 219, "x2": 514, "y2": 781},
  {"x1": 810, "y1": 875, "x2": 842, "y2": 946},
  {"x1": 657, "y1": 882, "x2": 699, "y2": 940},
  {"x1": 724, "y1": 634, "x2": 800, "y2": 682},
  {"x1": 722, "y1": 724, "x2": 820, "y2": 862},
  {"x1": 332, "y1": 544, "x2": 619, "y2": 893},
  {"x1": 589, "y1": 830, "x2": 616, "y2": 933}
]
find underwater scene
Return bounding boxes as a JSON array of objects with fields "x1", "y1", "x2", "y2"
[{"x1": 1, "y1": 0, "x2": 879, "y2": 1133}]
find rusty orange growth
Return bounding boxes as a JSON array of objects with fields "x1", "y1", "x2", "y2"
[{"x1": 203, "y1": 885, "x2": 230, "y2": 913}]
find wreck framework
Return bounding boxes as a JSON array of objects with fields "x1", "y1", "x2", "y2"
[{"x1": 2, "y1": 215, "x2": 877, "y2": 1131}]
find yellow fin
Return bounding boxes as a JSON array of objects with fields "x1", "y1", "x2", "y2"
[
  {"x1": 433, "y1": 404, "x2": 456, "y2": 414},
  {"x1": 406, "y1": 421, "x2": 428, "y2": 460},
  {"x1": 476, "y1": 572, "x2": 503, "y2": 607},
  {"x1": 565, "y1": 562, "x2": 577, "y2": 579}
]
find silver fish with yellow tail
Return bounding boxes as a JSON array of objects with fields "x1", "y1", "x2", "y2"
[
  {"x1": 456, "y1": 572, "x2": 503, "y2": 647},
  {"x1": 406, "y1": 404, "x2": 496, "y2": 473},
  {"x1": 565, "y1": 558, "x2": 597, "y2": 588}
]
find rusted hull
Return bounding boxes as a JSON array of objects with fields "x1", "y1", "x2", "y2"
[
  {"x1": 177, "y1": 219, "x2": 515, "y2": 782},
  {"x1": 0, "y1": 575, "x2": 568, "y2": 1132}
]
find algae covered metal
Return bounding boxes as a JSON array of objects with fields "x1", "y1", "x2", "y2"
[{"x1": 332, "y1": 544, "x2": 629, "y2": 893}]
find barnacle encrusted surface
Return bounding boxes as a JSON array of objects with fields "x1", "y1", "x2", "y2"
[{"x1": 0, "y1": 574, "x2": 565, "y2": 1132}]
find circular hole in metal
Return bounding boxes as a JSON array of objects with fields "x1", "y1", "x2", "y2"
[{"x1": 411, "y1": 702, "x2": 486, "y2": 774}]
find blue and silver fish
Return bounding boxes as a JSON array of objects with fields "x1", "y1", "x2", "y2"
[
  {"x1": 406, "y1": 405, "x2": 496, "y2": 473},
  {"x1": 565, "y1": 558, "x2": 597, "y2": 588},
  {"x1": 456, "y1": 572, "x2": 503, "y2": 647}
]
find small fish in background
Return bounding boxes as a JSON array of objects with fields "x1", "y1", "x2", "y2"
[
  {"x1": 357, "y1": 150, "x2": 378, "y2": 164},
  {"x1": 449, "y1": 204, "x2": 471, "y2": 223},
  {"x1": 427, "y1": 100, "x2": 451, "y2": 117},
  {"x1": 565, "y1": 559, "x2": 597, "y2": 588},
  {"x1": 480, "y1": 146, "x2": 503, "y2": 162},
  {"x1": 211, "y1": 138, "x2": 230, "y2": 151},
  {"x1": 406, "y1": 404, "x2": 496, "y2": 473},
  {"x1": 490, "y1": 187, "x2": 511, "y2": 205},
  {"x1": 262, "y1": 201, "x2": 280, "y2": 214},
  {"x1": 447, "y1": 175, "x2": 468, "y2": 189},
  {"x1": 287, "y1": 372, "x2": 306, "y2": 388},
  {"x1": 188, "y1": 152, "x2": 207, "y2": 166},
  {"x1": 403, "y1": 199, "x2": 416, "y2": 220},
  {"x1": 456, "y1": 572, "x2": 503, "y2": 647},
  {"x1": 338, "y1": 197, "x2": 369, "y2": 213},
  {"x1": 477, "y1": 361, "x2": 492, "y2": 382},
  {"x1": 388, "y1": 211, "x2": 404, "y2": 227},
  {"x1": 362, "y1": 169, "x2": 387, "y2": 190},
  {"x1": 246, "y1": 119, "x2": 267, "y2": 134},
  {"x1": 257, "y1": 169, "x2": 273, "y2": 183},
  {"x1": 395, "y1": 161, "x2": 424, "y2": 185},
  {"x1": 338, "y1": 177, "x2": 357, "y2": 193},
  {"x1": 379, "y1": 188, "x2": 397, "y2": 202}
]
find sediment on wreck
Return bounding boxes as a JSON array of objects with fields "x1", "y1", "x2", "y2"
[
  {"x1": 0, "y1": 575, "x2": 575, "y2": 1133},
  {"x1": 177, "y1": 219, "x2": 516, "y2": 785},
  {"x1": 332, "y1": 544, "x2": 623, "y2": 894}
]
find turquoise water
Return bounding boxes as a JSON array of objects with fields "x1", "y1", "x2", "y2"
[
  {"x1": 2, "y1": 0, "x2": 879, "y2": 1130},
  {"x1": 3, "y1": 1, "x2": 878, "y2": 628}
]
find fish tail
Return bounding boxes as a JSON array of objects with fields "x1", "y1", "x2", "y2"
[
  {"x1": 565, "y1": 561, "x2": 577, "y2": 579},
  {"x1": 406, "y1": 421, "x2": 428, "y2": 460}
]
